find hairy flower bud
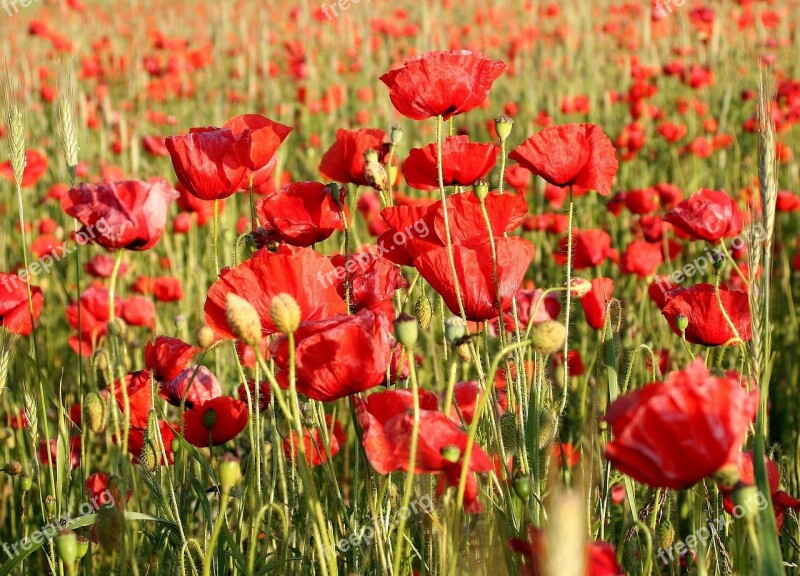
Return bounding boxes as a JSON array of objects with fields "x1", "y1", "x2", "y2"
[
  {"x1": 414, "y1": 293, "x2": 433, "y2": 330},
  {"x1": 270, "y1": 293, "x2": 301, "y2": 335},
  {"x1": 226, "y1": 294, "x2": 262, "y2": 346},
  {"x1": 531, "y1": 320, "x2": 567, "y2": 354},
  {"x1": 195, "y1": 324, "x2": 216, "y2": 348},
  {"x1": 84, "y1": 391, "x2": 106, "y2": 434}
]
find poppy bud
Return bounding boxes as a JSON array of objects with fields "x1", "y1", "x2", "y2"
[
  {"x1": 512, "y1": 475, "x2": 531, "y2": 500},
  {"x1": 457, "y1": 343, "x2": 473, "y2": 362},
  {"x1": 140, "y1": 441, "x2": 158, "y2": 473},
  {"x1": 20, "y1": 474, "x2": 32, "y2": 492},
  {"x1": 494, "y1": 115, "x2": 514, "y2": 143},
  {"x1": 444, "y1": 316, "x2": 467, "y2": 344},
  {"x1": 675, "y1": 314, "x2": 689, "y2": 333},
  {"x1": 473, "y1": 178, "x2": 489, "y2": 201},
  {"x1": 394, "y1": 313, "x2": 418, "y2": 348},
  {"x1": 84, "y1": 391, "x2": 106, "y2": 434},
  {"x1": 390, "y1": 123, "x2": 404, "y2": 146},
  {"x1": 54, "y1": 529, "x2": 78, "y2": 566},
  {"x1": 76, "y1": 536, "x2": 89, "y2": 560},
  {"x1": 441, "y1": 445, "x2": 461, "y2": 463},
  {"x1": 244, "y1": 233, "x2": 258, "y2": 254},
  {"x1": 730, "y1": 485, "x2": 761, "y2": 518},
  {"x1": 2, "y1": 460, "x2": 22, "y2": 476},
  {"x1": 327, "y1": 182, "x2": 346, "y2": 209},
  {"x1": 414, "y1": 293, "x2": 433, "y2": 330},
  {"x1": 107, "y1": 318, "x2": 126, "y2": 338},
  {"x1": 531, "y1": 320, "x2": 567, "y2": 354},
  {"x1": 196, "y1": 324, "x2": 216, "y2": 348},
  {"x1": 170, "y1": 438, "x2": 181, "y2": 455},
  {"x1": 270, "y1": 293, "x2": 301, "y2": 335},
  {"x1": 225, "y1": 293, "x2": 262, "y2": 347},
  {"x1": 95, "y1": 502, "x2": 124, "y2": 552},
  {"x1": 712, "y1": 254, "x2": 726, "y2": 273},
  {"x1": 711, "y1": 463, "x2": 740, "y2": 489},
  {"x1": 537, "y1": 408, "x2": 558, "y2": 450},
  {"x1": 568, "y1": 277, "x2": 592, "y2": 298},
  {"x1": 219, "y1": 454, "x2": 242, "y2": 492},
  {"x1": 656, "y1": 520, "x2": 675, "y2": 550},
  {"x1": 499, "y1": 412, "x2": 518, "y2": 454}
]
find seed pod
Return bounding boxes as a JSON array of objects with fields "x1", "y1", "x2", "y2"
[
  {"x1": 444, "y1": 316, "x2": 467, "y2": 344},
  {"x1": 494, "y1": 115, "x2": 514, "y2": 142},
  {"x1": 95, "y1": 502, "x2": 124, "y2": 552},
  {"x1": 2, "y1": 460, "x2": 22, "y2": 476},
  {"x1": 512, "y1": 475, "x2": 531, "y2": 500},
  {"x1": 54, "y1": 529, "x2": 78, "y2": 566},
  {"x1": 363, "y1": 148, "x2": 388, "y2": 193},
  {"x1": 394, "y1": 313, "x2": 418, "y2": 348}
]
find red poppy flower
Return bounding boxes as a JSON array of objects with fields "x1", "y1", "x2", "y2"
[
  {"x1": 403, "y1": 136, "x2": 499, "y2": 190},
  {"x1": 663, "y1": 188, "x2": 742, "y2": 243},
  {"x1": 380, "y1": 50, "x2": 507, "y2": 121},
  {"x1": 165, "y1": 127, "x2": 252, "y2": 200},
  {"x1": 144, "y1": 336, "x2": 197, "y2": 382},
  {"x1": 329, "y1": 252, "x2": 407, "y2": 314},
  {"x1": 510, "y1": 527, "x2": 624, "y2": 576},
  {"x1": 85, "y1": 254, "x2": 128, "y2": 278},
  {"x1": 720, "y1": 451, "x2": 800, "y2": 531},
  {"x1": 620, "y1": 240, "x2": 663, "y2": 278},
  {"x1": 0, "y1": 150, "x2": 48, "y2": 188},
  {"x1": 175, "y1": 182, "x2": 220, "y2": 226},
  {"x1": 283, "y1": 414, "x2": 346, "y2": 466},
  {"x1": 554, "y1": 229, "x2": 615, "y2": 269},
  {"x1": 127, "y1": 421, "x2": 176, "y2": 465},
  {"x1": 238, "y1": 379, "x2": 271, "y2": 412},
  {"x1": 509, "y1": 124, "x2": 619, "y2": 196},
  {"x1": 580, "y1": 277, "x2": 614, "y2": 330},
  {"x1": 38, "y1": 437, "x2": 81, "y2": 469},
  {"x1": 114, "y1": 370, "x2": 152, "y2": 429},
  {"x1": 0, "y1": 273, "x2": 44, "y2": 336},
  {"x1": 153, "y1": 277, "x2": 183, "y2": 302},
  {"x1": 449, "y1": 380, "x2": 507, "y2": 425},
  {"x1": 161, "y1": 366, "x2": 221, "y2": 409},
  {"x1": 222, "y1": 114, "x2": 292, "y2": 189},
  {"x1": 380, "y1": 192, "x2": 533, "y2": 320},
  {"x1": 604, "y1": 359, "x2": 757, "y2": 489},
  {"x1": 319, "y1": 128, "x2": 387, "y2": 186},
  {"x1": 61, "y1": 179, "x2": 179, "y2": 251},
  {"x1": 270, "y1": 309, "x2": 392, "y2": 402},
  {"x1": 204, "y1": 246, "x2": 346, "y2": 341},
  {"x1": 661, "y1": 283, "x2": 751, "y2": 346},
  {"x1": 183, "y1": 396, "x2": 249, "y2": 447},
  {"x1": 66, "y1": 285, "x2": 121, "y2": 355},
  {"x1": 120, "y1": 296, "x2": 155, "y2": 329},
  {"x1": 355, "y1": 389, "x2": 493, "y2": 513},
  {"x1": 498, "y1": 288, "x2": 561, "y2": 332},
  {"x1": 255, "y1": 181, "x2": 344, "y2": 247}
]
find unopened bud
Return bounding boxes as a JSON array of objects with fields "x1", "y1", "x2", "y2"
[
  {"x1": 270, "y1": 293, "x2": 301, "y2": 335},
  {"x1": 656, "y1": 521, "x2": 676, "y2": 550},
  {"x1": 3, "y1": 460, "x2": 22, "y2": 476},
  {"x1": 531, "y1": 320, "x2": 567, "y2": 354},
  {"x1": 394, "y1": 313, "x2": 418, "y2": 348},
  {"x1": 414, "y1": 294, "x2": 433, "y2": 330},
  {"x1": 225, "y1": 294, "x2": 262, "y2": 347},
  {"x1": 84, "y1": 391, "x2": 106, "y2": 434},
  {"x1": 219, "y1": 454, "x2": 242, "y2": 492},
  {"x1": 569, "y1": 278, "x2": 592, "y2": 298},
  {"x1": 196, "y1": 324, "x2": 216, "y2": 348}
]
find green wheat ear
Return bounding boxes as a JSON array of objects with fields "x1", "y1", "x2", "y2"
[{"x1": 56, "y1": 64, "x2": 79, "y2": 180}]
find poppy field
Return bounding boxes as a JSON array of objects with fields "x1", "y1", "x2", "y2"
[{"x1": 2, "y1": 0, "x2": 800, "y2": 574}]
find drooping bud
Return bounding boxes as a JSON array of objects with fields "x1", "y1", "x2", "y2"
[
  {"x1": 414, "y1": 293, "x2": 433, "y2": 330},
  {"x1": 195, "y1": 324, "x2": 216, "y2": 349},
  {"x1": 531, "y1": 320, "x2": 567, "y2": 354},
  {"x1": 473, "y1": 178, "x2": 489, "y2": 201},
  {"x1": 444, "y1": 316, "x2": 467, "y2": 345},
  {"x1": 394, "y1": 312, "x2": 418, "y2": 348},
  {"x1": 95, "y1": 502, "x2": 124, "y2": 552},
  {"x1": 225, "y1": 294, "x2": 262, "y2": 347},
  {"x1": 494, "y1": 115, "x2": 514, "y2": 143},
  {"x1": 219, "y1": 454, "x2": 242, "y2": 492},
  {"x1": 107, "y1": 318, "x2": 126, "y2": 339},
  {"x1": 568, "y1": 278, "x2": 592, "y2": 298},
  {"x1": 84, "y1": 391, "x2": 106, "y2": 434},
  {"x1": 270, "y1": 293, "x2": 301, "y2": 335}
]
